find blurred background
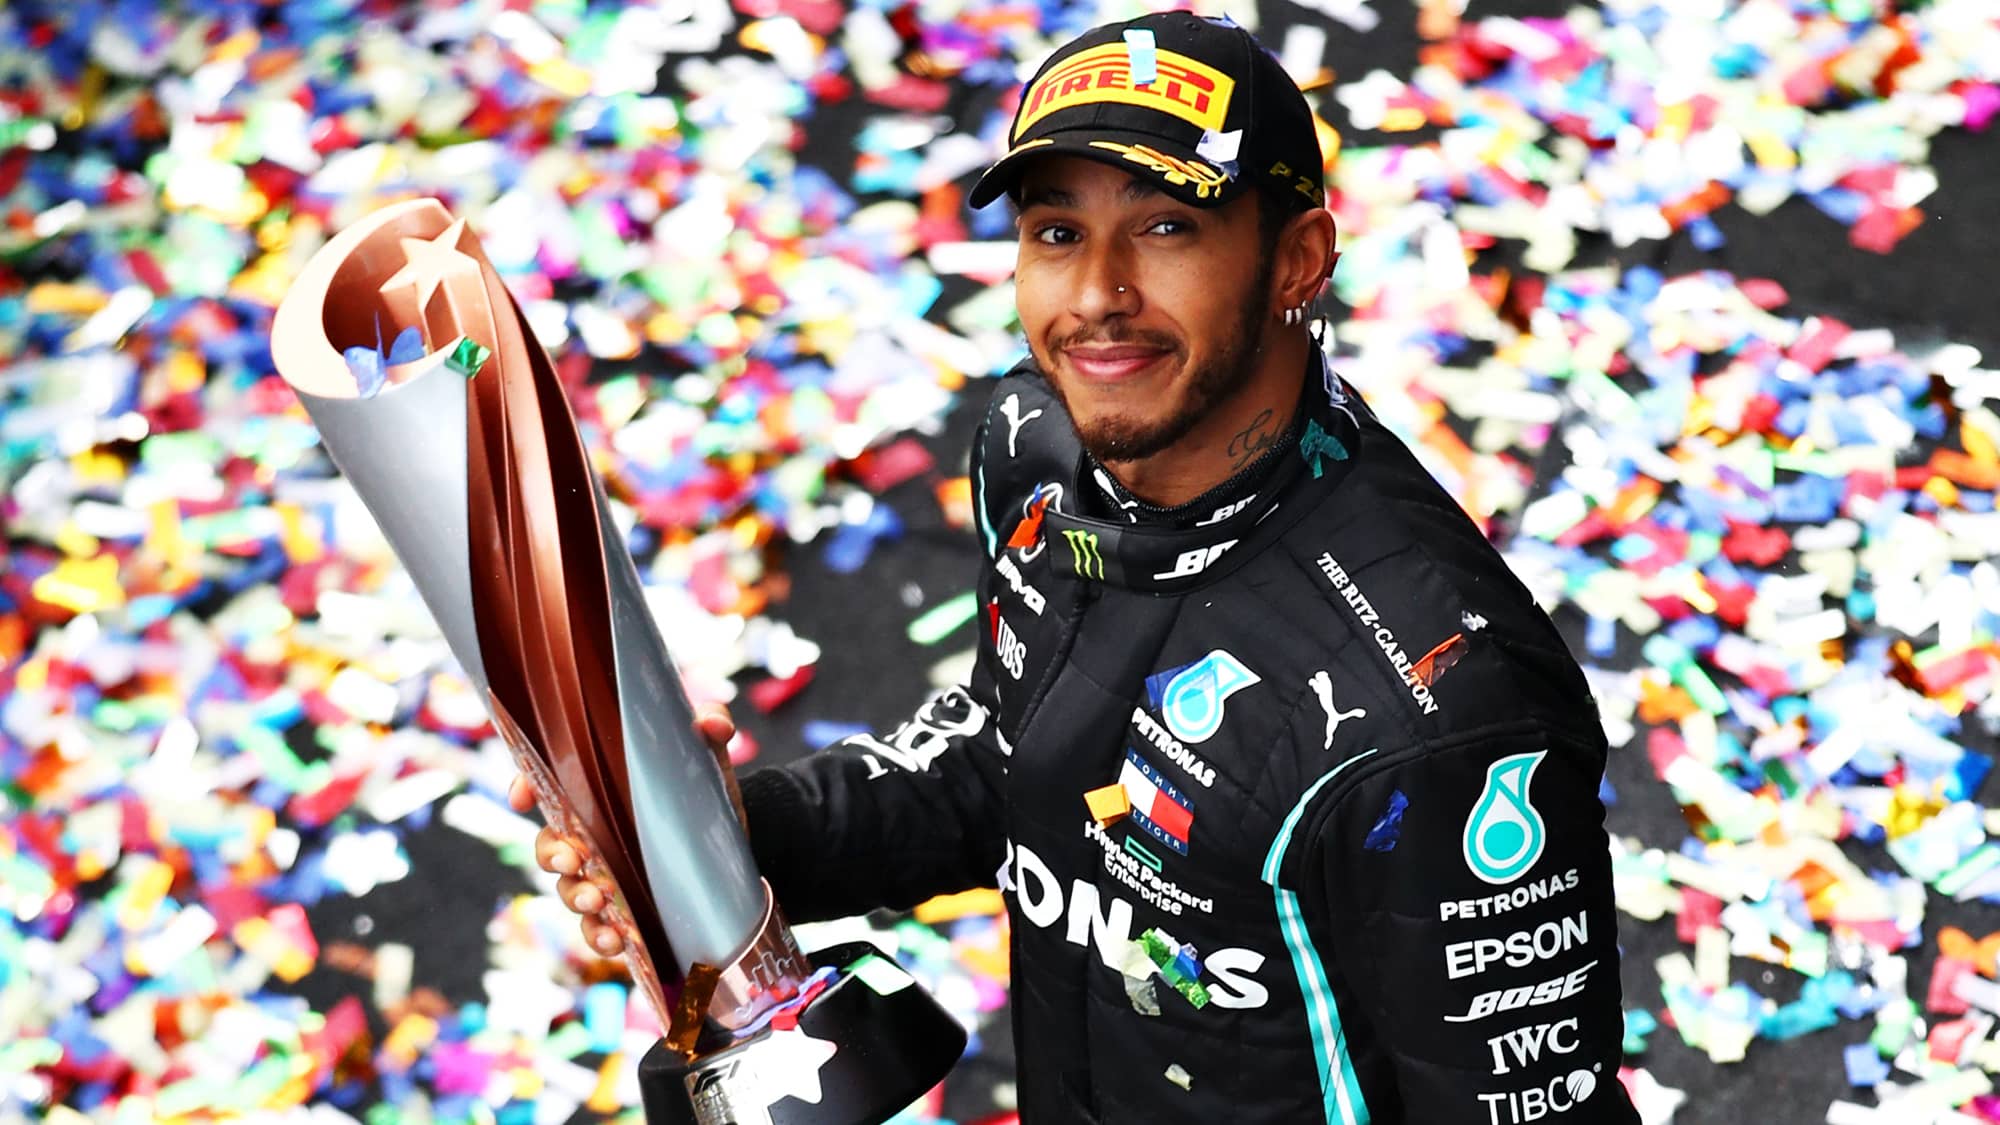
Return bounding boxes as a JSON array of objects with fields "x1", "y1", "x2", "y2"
[{"x1": 4, "y1": 0, "x2": 2000, "y2": 1121}]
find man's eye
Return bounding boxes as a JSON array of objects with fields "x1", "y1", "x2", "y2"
[
  {"x1": 1147, "y1": 218, "x2": 1191, "y2": 236},
  {"x1": 1033, "y1": 225, "x2": 1078, "y2": 245}
]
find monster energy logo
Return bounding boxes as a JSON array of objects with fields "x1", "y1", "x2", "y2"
[{"x1": 1063, "y1": 528, "x2": 1105, "y2": 579}]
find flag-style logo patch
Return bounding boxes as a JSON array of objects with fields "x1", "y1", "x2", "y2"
[{"x1": 1120, "y1": 749, "x2": 1195, "y2": 855}]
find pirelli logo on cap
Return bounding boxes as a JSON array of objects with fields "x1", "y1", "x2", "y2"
[{"x1": 1013, "y1": 43, "x2": 1236, "y2": 143}]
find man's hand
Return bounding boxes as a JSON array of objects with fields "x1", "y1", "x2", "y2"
[{"x1": 507, "y1": 705, "x2": 745, "y2": 958}]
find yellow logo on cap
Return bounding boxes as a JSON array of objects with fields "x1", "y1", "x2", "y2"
[
  {"x1": 1089, "y1": 140, "x2": 1231, "y2": 200},
  {"x1": 1014, "y1": 43, "x2": 1236, "y2": 143}
]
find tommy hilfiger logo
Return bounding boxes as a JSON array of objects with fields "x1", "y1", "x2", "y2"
[{"x1": 1119, "y1": 749, "x2": 1195, "y2": 855}]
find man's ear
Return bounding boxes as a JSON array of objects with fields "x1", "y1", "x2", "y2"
[{"x1": 1279, "y1": 208, "x2": 1339, "y2": 308}]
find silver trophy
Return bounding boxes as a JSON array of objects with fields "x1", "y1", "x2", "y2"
[{"x1": 272, "y1": 199, "x2": 964, "y2": 1124}]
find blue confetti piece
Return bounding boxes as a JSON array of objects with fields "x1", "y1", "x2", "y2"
[
  {"x1": 342, "y1": 344, "x2": 386, "y2": 398},
  {"x1": 1123, "y1": 29, "x2": 1157, "y2": 86},
  {"x1": 822, "y1": 504, "x2": 904, "y2": 574},
  {"x1": 803, "y1": 720, "x2": 872, "y2": 749},
  {"x1": 387, "y1": 325, "x2": 426, "y2": 365},
  {"x1": 1843, "y1": 1042, "x2": 1889, "y2": 1087},
  {"x1": 1363, "y1": 789, "x2": 1407, "y2": 852},
  {"x1": 584, "y1": 982, "x2": 627, "y2": 1053},
  {"x1": 1585, "y1": 615, "x2": 1618, "y2": 659}
]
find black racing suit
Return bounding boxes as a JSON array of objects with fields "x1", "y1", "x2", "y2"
[{"x1": 739, "y1": 350, "x2": 1640, "y2": 1125}]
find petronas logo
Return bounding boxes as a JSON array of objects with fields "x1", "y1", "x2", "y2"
[
  {"x1": 1063, "y1": 528, "x2": 1105, "y2": 580},
  {"x1": 1463, "y1": 751, "x2": 1547, "y2": 885},
  {"x1": 1161, "y1": 651, "x2": 1261, "y2": 744}
]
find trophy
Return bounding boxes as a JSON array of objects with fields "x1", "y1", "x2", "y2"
[{"x1": 272, "y1": 199, "x2": 966, "y2": 1124}]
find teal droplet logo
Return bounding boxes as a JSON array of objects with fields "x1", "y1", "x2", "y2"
[
  {"x1": 1463, "y1": 751, "x2": 1548, "y2": 885},
  {"x1": 1160, "y1": 651, "x2": 1261, "y2": 744}
]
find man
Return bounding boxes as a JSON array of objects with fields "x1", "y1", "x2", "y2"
[{"x1": 516, "y1": 12, "x2": 1639, "y2": 1123}]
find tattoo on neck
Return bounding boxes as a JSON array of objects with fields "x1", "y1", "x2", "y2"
[{"x1": 1225, "y1": 409, "x2": 1279, "y2": 473}]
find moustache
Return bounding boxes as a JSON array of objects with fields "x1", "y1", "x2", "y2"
[{"x1": 1050, "y1": 328, "x2": 1181, "y2": 353}]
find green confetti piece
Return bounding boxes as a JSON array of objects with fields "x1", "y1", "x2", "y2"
[
  {"x1": 1570, "y1": 368, "x2": 1640, "y2": 425},
  {"x1": 228, "y1": 1054, "x2": 293, "y2": 1110},
  {"x1": 1785, "y1": 930, "x2": 1829, "y2": 979},
  {"x1": 1747, "y1": 448, "x2": 1778, "y2": 492},
  {"x1": 1662, "y1": 986, "x2": 1708, "y2": 1050},
  {"x1": 1937, "y1": 844, "x2": 2000, "y2": 898},
  {"x1": 597, "y1": 374, "x2": 647, "y2": 425},
  {"x1": 906, "y1": 592, "x2": 978, "y2": 646},
  {"x1": 564, "y1": 6, "x2": 616, "y2": 63},
  {"x1": 576, "y1": 206, "x2": 627, "y2": 282},
  {"x1": 546, "y1": 1020, "x2": 595, "y2": 1060},
  {"x1": 156, "y1": 1073, "x2": 227, "y2": 1117},
  {"x1": 1760, "y1": 757, "x2": 1802, "y2": 799},
  {"x1": 181, "y1": 509, "x2": 263, "y2": 551},
  {"x1": 1772, "y1": 449, "x2": 1843, "y2": 477},
  {"x1": 1677, "y1": 664, "x2": 1729, "y2": 715},
  {"x1": 1170, "y1": 976, "x2": 1211, "y2": 1009},
  {"x1": 142, "y1": 430, "x2": 225, "y2": 470},
  {"x1": 447, "y1": 336, "x2": 491, "y2": 378},
  {"x1": 1870, "y1": 997, "x2": 1917, "y2": 1057},
  {"x1": 1685, "y1": 530, "x2": 1723, "y2": 564},
  {"x1": 848, "y1": 953, "x2": 915, "y2": 996},
  {"x1": 235, "y1": 723, "x2": 322, "y2": 793},
  {"x1": 0, "y1": 853, "x2": 54, "y2": 913},
  {"x1": 0, "y1": 1038, "x2": 62, "y2": 1073},
  {"x1": 0, "y1": 117, "x2": 51, "y2": 149},
  {"x1": 893, "y1": 918, "x2": 951, "y2": 960}
]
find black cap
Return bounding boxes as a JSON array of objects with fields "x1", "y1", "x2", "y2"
[{"x1": 969, "y1": 12, "x2": 1326, "y2": 213}]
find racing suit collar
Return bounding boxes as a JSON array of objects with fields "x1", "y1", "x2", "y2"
[
  {"x1": 1082, "y1": 390, "x2": 1304, "y2": 529},
  {"x1": 1039, "y1": 348, "x2": 1365, "y2": 593}
]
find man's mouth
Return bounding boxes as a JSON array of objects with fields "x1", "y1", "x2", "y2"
[{"x1": 1063, "y1": 345, "x2": 1172, "y2": 382}]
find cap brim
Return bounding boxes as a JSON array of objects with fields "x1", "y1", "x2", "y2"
[{"x1": 968, "y1": 129, "x2": 1247, "y2": 211}]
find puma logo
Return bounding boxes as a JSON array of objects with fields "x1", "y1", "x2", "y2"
[
  {"x1": 1001, "y1": 393, "x2": 1043, "y2": 458},
  {"x1": 1309, "y1": 670, "x2": 1367, "y2": 750}
]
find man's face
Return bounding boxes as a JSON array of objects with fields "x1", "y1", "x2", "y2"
[{"x1": 1013, "y1": 156, "x2": 1272, "y2": 465}]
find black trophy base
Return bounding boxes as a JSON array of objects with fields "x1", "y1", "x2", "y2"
[{"x1": 637, "y1": 941, "x2": 969, "y2": 1125}]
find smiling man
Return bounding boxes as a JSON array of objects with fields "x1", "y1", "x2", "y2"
[{"x1": 520, "y1": 11, "x2": 1639, "y2": 1124}]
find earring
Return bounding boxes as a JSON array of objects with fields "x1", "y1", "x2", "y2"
[{"x1": 1282, "y1": 306, "x2": 1305, "y2": 326}]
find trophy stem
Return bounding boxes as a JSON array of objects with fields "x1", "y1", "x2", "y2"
[{"x1": 704, "y1": 880, "x2": 814, "y2": 1034}]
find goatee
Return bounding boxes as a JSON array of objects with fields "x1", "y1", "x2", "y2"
[{"x1": 1040, "y1": 280, "x2": 1269, "y2": 465}]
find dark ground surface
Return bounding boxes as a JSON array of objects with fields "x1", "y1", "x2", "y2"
[{"x1": 335, "y1": 2, "x2": 2000, "y2": 1122}]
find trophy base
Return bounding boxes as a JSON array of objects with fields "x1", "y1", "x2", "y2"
[{"x1": 637, "y1": 941, "x2": 969, "y2": 1125}]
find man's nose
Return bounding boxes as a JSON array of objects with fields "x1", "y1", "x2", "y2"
[{"x1": 1072, "y1": 242, "x2": 1141, "y2": 322}]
